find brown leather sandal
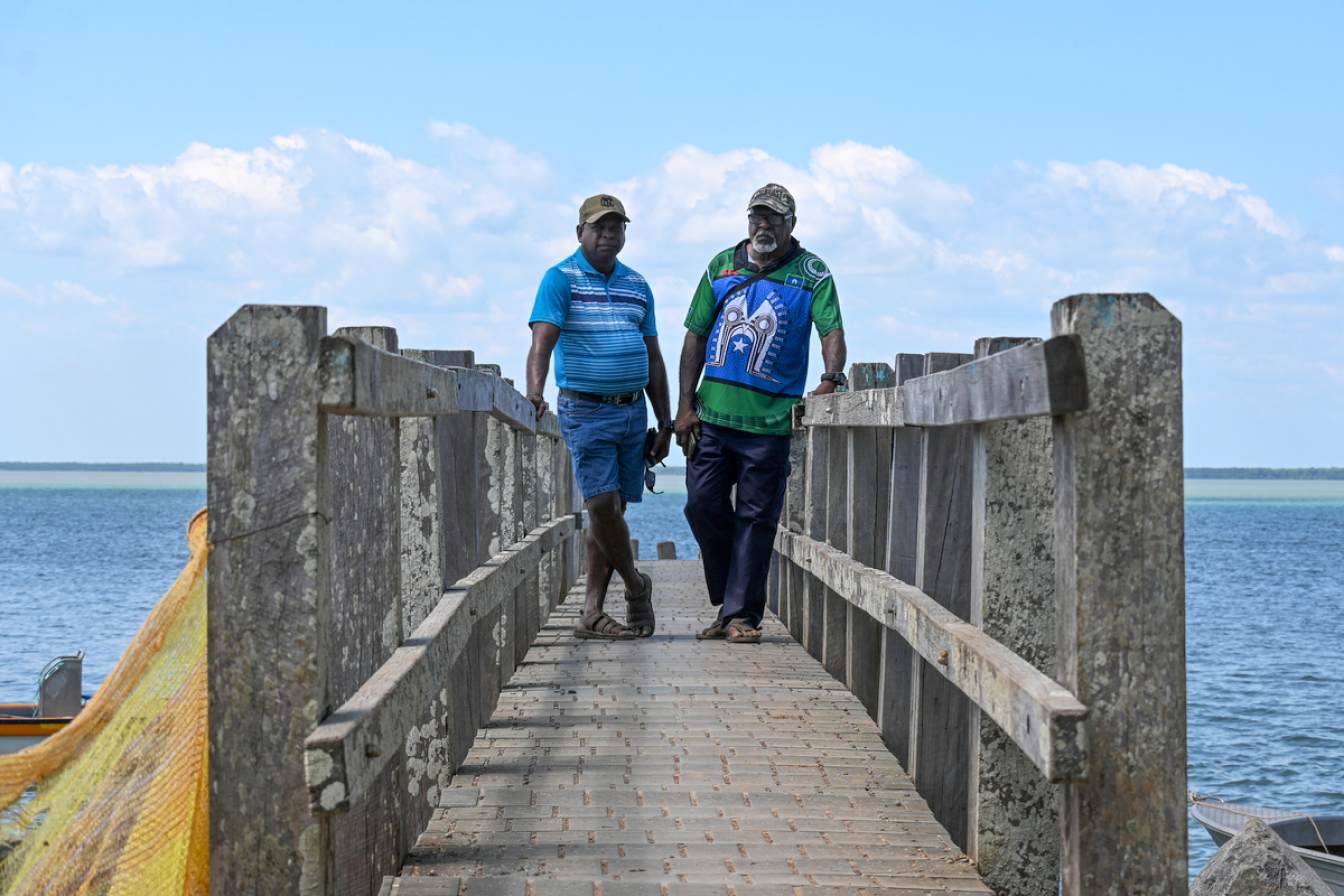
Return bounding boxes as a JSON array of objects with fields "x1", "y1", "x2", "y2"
[
  {"x1": 725, "y1": 620, "x2": 762, "y2": 644},
  {"x1": 696, "y1": 613, "x2": 727, "y2": 640},
  {"x1": 624, "y1": 572, "x2": 655, "y2": 638},
  {"x1": 574, "y1": 612, "x2": 636, "y2": 640}
]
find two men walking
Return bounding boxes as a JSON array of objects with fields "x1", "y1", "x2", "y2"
[{"x1": 528, "y1": 185, "x2": 846, "y2": 642}]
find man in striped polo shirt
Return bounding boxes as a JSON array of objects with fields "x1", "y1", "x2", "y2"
[{"x1": 526, "y1": 193, "x2": 673, "y2": 640}]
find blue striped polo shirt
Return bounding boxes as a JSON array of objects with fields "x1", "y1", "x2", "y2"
[{"x1": 529, "y1": 248, "x2": 657, "y2": 394}]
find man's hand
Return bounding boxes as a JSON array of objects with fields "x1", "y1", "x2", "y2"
[
  {"x1": 809, "y1": 379, "x2": 838, "y2": 397},
  {"x1": 674, "y1": 407, "x2": 701, "y2": 450},
  {"x1": 650, "y1": 427, "x2": 673, "y2": 464},
  {"x1": 527, "y1": 393, "x2": 549, "y2": 419}
]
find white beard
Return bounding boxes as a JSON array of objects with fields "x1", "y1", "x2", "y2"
[{"x1": 751, "y1": 233, "x2": 778, "y2": 254}]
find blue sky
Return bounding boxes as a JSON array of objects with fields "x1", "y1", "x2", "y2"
[{"x1": 2, "y1": 1, "x2": 1342, "y2": 464}]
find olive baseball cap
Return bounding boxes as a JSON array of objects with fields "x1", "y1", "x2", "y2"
[
  {"x1": 747, "y1": 183, "x2": 795, "y2": 216},
  {"x1": 578, "y1": 193, "x2": 630, "y2": 225}
]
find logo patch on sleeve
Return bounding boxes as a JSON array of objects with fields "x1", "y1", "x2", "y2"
[{"x1": 801, "y1": 256, "x2": 830, "y2": 282}]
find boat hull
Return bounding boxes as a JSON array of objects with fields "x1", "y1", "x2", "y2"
[
  {"x1": 1192, "y1": 797, "x2": 1344, "y2": 895},
  {"x1": 0, "y1": 710, "x2": 72, "y2": 756}
]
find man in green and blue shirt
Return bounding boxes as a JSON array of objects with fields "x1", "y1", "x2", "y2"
[{"x1": 675, "y1": 183, "x2": 847, "y2": 643}]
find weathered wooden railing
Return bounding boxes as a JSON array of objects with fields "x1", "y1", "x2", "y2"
[
  {"x1": 769, "y1": 293, "x2": 1186, "y2": 896},
  {"x1": 206, "y1": 305, "x2": 583, "y2": 895}
]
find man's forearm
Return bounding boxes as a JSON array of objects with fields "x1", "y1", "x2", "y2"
[
  {"x1": 526, "y1": 346, "x2": 549, "y2": 398},
  {"x1": 820, "y1": 329, "x2": 847, "y2": 376},
  {"x1": 526, "y1": 323, "x2": 561, "y2": 399},
  {"x1": 678, "y1": 332, "x2": 708, "y2": 410},
  {"x1": 646, "y1": 355, "x2": 672, "y2": 424}
]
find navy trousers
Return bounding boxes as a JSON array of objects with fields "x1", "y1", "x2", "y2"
[{"x1": 684, "y1": 422, "x2": 792, "y2": 628}]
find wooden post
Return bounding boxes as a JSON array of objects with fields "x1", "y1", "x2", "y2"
[
  {"x1": 844, "y1": 362, "x2": 893, "y2": 718},
  {"x1": 327, "y1": 327, "x2": 404, "y2": 690},
  {"x1": 967, "y1": 337, "x2": 1060, "y2": 896},
  {"x1": 821, "y1": 425, "x2": 849, "y2": 680},
  {"x1": 877, "y1": 352, "x2": 924, "y2": 765},
  {"x1": 398, "y1": 350, "x2": 444, "y2": 634},
  {"x1": 535, "y1": 434, "x2": 556, "y2": 623},
  {"x1": 430, "y1": 351, "x2": 481, "y2": 585},
  {"x1": 479, "y1": 392, "x2": 510, "y2": 726},
  {"x1": 656, "y1": 541, "x2": 677, "y2": 559},
  {"x1": 208, "y1": 304, "x2": 329, "y2": 896},
  {"x1": 630, "y1": 538, "x2": 640, "y2": 560},
  {"x1": 1052, "y1": 294, "x2": 1186, "y2": 895},
  {"x1": 553, "y1": 435, "x2": 573, "y2": 611},
  {"x1": 911, "y1": 351, "x2": 975, "y2": 849},
  {"x1": 517, "y1": 430, "x2": 539, "y2": 659},
  {"x1": 774, "y1": 550, "x2": 784, "y2": 620},
  {"x1": 325, "y1": 326, "x2": 408, "y2": 893},
  {"x1": 801, "y1": 424, "x2": 830, "y2": 660},
  {"x1": 498, "y1": 427, "x2": 521, "y2": 688},
  {"x1": 781, "y1": 426, "x2": 808, "y2": 641}
]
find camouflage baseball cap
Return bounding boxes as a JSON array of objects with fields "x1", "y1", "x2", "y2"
[
  {"x1": 747, "y1": 183, "x2": 795, "y2": 216},
  {"x1": 578, "y1": 193, "x2": 630, "y2": 225}
]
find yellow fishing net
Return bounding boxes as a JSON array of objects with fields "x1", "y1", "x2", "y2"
[{"x1": 0, "y1": 509, "x2": 209, "y2": 895}]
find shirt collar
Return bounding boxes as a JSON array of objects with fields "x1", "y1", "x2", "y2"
[
  {"x1": 573, "y1": 247, "x2": 625, "y2": 278},
  {"x1": 732, "y1": 237, "x2": 802, "y2": 273}
]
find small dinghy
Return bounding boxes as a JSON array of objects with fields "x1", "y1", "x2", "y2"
[
  {"x1": 0, "y1": 654, "x2": 84, "y2": 756},
  {"x1": 1191, "y1": 793, "x2": 1344, "y2": 894}
]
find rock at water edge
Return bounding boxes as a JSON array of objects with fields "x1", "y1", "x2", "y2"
[{"x1": 1192, "y1": 817, "x2": 1332, "y2": 896}]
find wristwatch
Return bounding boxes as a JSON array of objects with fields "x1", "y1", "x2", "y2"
[
  {"x1": 819, "y1": 371, "x2": 848, "y2": 387},
  {"x1": 656, "y1": 420, "x2": 674, "y2": 433}
]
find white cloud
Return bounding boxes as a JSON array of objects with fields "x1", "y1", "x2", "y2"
[
  {"x1": 422, "y1": 272, "x2": 483, "y2": 304},
  {"x1": 52, "y1": 280, "x2": 109, "y2": 305},
  {"x1": 428, "y1": 121, "x2": 549, "y2": 188},
  {"x1": 0, "y1": 276, "x2": 32, "y2": 303},
  {"x1": 0, "y1": 162, "x2": 13, "y2": 211},
  {"x1": 1042, "y1": 160, "x2": 1293, "y2": 237},
  {"x1": 1, "y1": 126, "x2": 1340, "y2": 432},
  {"x1": 611, "y1": 141, "x2": 969, "y2": 248}
]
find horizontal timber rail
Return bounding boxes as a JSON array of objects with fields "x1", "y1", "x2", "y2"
[
  {"x1": 770, "y1": 294, "x2": 1187, "y2": 896},
  {"x1": 304, "y1": 512, "x2": 579, "y2": 814},
  {"x1": 772, "y1": 527, "x2": 1085, "y2": 781},
  {"x1": 207, "y1": 305, "x2": 583, "y2": 896},
  {"x1": 319, "y1": 334, "x2": 559, "y2": 435},
  {"x1": 800, "y1": 334, "x2": 1088, "y2": 428}
]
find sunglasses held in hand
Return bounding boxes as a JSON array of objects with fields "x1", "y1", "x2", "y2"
[{"x1": 643, "y1": 427, "x2": 664, "y2": 494}]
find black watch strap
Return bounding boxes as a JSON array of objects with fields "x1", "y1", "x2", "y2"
[
  {"x1": 656, "y1": 420, "x2": 674, "y2": 433},
  {"x1": 820, "y1": 371, "x2": 848, "y2": 386}
]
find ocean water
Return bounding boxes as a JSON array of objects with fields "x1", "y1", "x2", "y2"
[
  {"x1": 1, "y1": 471, "x2": 1339, "y2": 877},
  {"x1": 1184, "y1": 483, "x2": 1344, "y2": 873}
]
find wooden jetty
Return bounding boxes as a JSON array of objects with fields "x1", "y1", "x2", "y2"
[{"x1": 206, "y1": 293, "x2": 1190, "y2": 895}]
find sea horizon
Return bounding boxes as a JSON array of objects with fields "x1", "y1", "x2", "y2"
[{"x1": 3, "y1": 460, "x2": 1344, "y2": 478}]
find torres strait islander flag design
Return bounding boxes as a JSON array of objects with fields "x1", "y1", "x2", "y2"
[{"x1": 685, "y1": 241, "x2": 843, "y2": 436}]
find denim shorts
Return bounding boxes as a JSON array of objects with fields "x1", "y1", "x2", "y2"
[{"x1": 557, "y1": 394, "x2": 648, "y2": 504}]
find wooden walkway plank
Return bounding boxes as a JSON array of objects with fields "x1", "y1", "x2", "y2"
[{"x1": 393, "y1": 561, "x2": 991, "y2": 894}]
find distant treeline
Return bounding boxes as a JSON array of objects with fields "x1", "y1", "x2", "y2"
[
  {"x1": 1184, "y1": 467, "x2": 1344, "y2": 480},
  {"x1": 0, "y1": 462, "x2": 206, "y2": 472}
]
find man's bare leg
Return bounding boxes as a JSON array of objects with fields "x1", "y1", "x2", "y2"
[
  {"x1": 583, "y1": 526, "x2": 616, "y2": 619},
  {"x1": 581, "y1": 491, "x2": 648, "y2": 629}
]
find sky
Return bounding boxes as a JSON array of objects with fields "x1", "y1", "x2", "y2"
[{"x1": 1, "y1": 1, "x2": 1341, "y2": 465}]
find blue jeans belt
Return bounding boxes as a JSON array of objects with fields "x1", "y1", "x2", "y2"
[{"x1": 560, "y1": 388, "x2": 644, "y2": 406}]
